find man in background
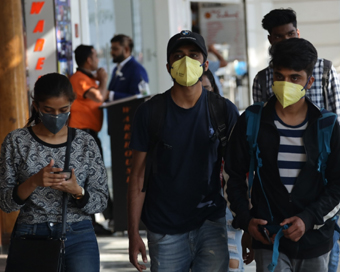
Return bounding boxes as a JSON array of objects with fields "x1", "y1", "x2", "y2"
[
  {"x1": 108, "y1": 34, "x2": 149, "y2": 101},
  {"x1": 69, "y1": 44, "x2": 113, "y2": 235},
  {"x1": 252, "y1": 8, "x2": 340, "y2": 122}
]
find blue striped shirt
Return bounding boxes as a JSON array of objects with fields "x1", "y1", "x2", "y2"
[{"x1": 274, "y1": 113, "x2": 308, "y2": 193}]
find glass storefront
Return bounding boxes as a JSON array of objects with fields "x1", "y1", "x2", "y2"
[{"x1": 191, "y1": 1, "x2": 250, "y2": 110}]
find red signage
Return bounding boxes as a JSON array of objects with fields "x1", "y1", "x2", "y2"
[
  {"x1": 25, "y1": 0, "x2": 57, "y2": 91},
  {"x1": 31, "y1": 2, "x2": 46, "y2": 71},
  {"x1": 30, "y1": 1, "x2": 44, "y2": 14}
]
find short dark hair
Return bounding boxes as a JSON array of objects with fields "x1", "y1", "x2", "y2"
[
  {"x1": 262, "y1": 8, "x2": 297, "y2": 34},
  {"x1": 74, "y1": 45, "x2": 94, "y2": 67},
  {"x1": 110, "y1": 34, "x2": 134, "y2": 52},
  {"x1": 26, "y1": 73, "x2": 75, "y2": 126},
  {"x1": 203, "y1": 69, "x2": 220, "y2": 94},
  {"x1": 269, "y1": 38, "x2": 317, "y2": 77}
]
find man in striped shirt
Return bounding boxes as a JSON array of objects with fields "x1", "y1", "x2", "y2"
[
  {"x1": 252, "y1": 9, "x2": 340, "y2": 271},
  {"x1": 226, "y1": 38, "x2": 340, "y2": 272}
]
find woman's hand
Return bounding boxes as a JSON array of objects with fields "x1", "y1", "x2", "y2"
[
  {"x1": 30, "y1": 159, "x2": 65, "y2": 188},
  {"x1": 17, "y1": 159, "x2": 65, "y2": 201},
  {"x1": 51, "y1": 169, "x2": 82, "y2": 195}
]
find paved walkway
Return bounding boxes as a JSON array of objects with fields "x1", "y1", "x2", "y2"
[
  {"x1": 0, "y1": 230, "x2": 256, "y2": 272},
  {"x1": 98, "y1": 232, "x2": 150, "y2": 272},
  {"x1": 3, "y1": 232, "x2": 340, "y2": 271},
  {"x1": 99, "y1": 231, "x2": 256, "y2": 272}
]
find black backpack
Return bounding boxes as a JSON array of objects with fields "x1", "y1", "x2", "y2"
[{"x1": 142, "y1": 90, "x2": 229, "y2": 192}]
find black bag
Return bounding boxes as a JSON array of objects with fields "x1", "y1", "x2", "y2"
[
  {"x1": 5, "y1": 236, "x2": 65, "y2": 272},
  {"x1": 5, "y1": 127, "x2": 74, "y2": 272}
]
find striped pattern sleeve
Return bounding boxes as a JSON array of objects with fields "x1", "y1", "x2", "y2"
[{"x1": 252, "y1": 67, "x2": 275, "y2": 103}]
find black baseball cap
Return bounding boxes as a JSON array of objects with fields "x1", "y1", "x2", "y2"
[{"x1": 167, "y1": 30, "x2": 207, "y2": 63}]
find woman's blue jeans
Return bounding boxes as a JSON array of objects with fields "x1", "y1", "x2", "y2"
[{"x1": 14, "y1": 220, "x2": 99, "y2": 272}]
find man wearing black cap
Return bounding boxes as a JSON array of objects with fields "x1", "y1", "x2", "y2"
[{"x1": 127, "y1": 30, "x2": 239, "y2": 271}]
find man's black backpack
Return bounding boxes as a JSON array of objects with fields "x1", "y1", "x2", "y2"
[
  {"x1": 142, "y1": 91, "x2": 229, "y2": 192},
  {"x1": 258, "y1": 59, "x2": 332, "y2": 110}
]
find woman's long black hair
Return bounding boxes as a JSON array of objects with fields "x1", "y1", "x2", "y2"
[{"x1": 203, "y1": 69, "x2": 220, "y2": 95}]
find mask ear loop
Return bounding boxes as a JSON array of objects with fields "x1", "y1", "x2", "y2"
[
  {"x1": 299, "y1": 76, "x2": 311, "y2": 100},
  {"x1": 302, "y1": 76, "x2": 312, "y2": 92},
  {"x1": 38, "y1": 109, "x2": 43, "y2": 121},
  {"x1": 198, "y1": 61, "x2": 206, "y2": 82}
]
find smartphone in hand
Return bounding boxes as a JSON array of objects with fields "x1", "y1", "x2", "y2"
[
  {"x1": 55, "y1": 170, "x2": 72, "y2": 180},
  {"x1": 258, "y1": 225, "x2": 272, "y2": 244}
]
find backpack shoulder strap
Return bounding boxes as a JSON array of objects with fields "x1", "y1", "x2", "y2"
[
  {"x1": 207, "y1": 91, "x2": 228, "y2": 158},
  {"x1": 317, "y1": 109, "x2": 337, "y2": 185},
  {"x1": 317, "y1": 109, "x2": 340, "y2": 233},
  {"x1": 322, "y1": 59, "x2": 332, "y2": 111},
  {"x1": 257, "y1": 68, "x2": 268, "y2": 102},
  {"x1": 245, "y1": 101, "x2": 274, "y2": 221},
  {"x1": 245, "y1": 102, "x2": 264, "y2": 197},
  {"x1": 148, "y1": 93, "x2": 167, "y2": 143},
  {"x1": 142, "y1": 93, "x2": 167, "y2": 192}
]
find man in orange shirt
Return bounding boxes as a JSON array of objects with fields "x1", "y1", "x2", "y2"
[
  {"x1": 69, "y1": 45, "x2": 108, "y2": 153},
  {"x1": 69, "y1": 44, "x2": 112, "y2": 235}
]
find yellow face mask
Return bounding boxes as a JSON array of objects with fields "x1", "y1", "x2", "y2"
[
  {"x1": 272, "y1": 81, "x2": 306, "y2": 108},
  {"x1": 170, "y1": 56, "x2": 204, "y2": 87}
]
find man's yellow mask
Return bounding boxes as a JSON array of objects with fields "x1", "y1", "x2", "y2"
[
  {"x1": 170, "y1": 56, "x2": 204, "y2": 87},
  {"x1": 272, "y1": 81, "x2": 307, "y2": 108}
]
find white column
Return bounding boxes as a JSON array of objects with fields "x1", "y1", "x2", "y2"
[
  {"x1": 286, "y1": 1, "x2": 340, "y2": 69},
  {"x1": 152, "y1": 0, "x2": 172, "y2": 91},
  {"x1": 114, "y1": 0, "x2": 133, "y2": 36},
  {"x1": 78, "y1": 0, "x2": 90, "y2": 44},
  {"x1": 150, "y1": 0, "x2": 192, "y2": 93},
  {"x1": 139, "y1": 0, "x2": 158, "y2": 94},
  {"x1": 244, "y1": 0, "x2": 273, "y2": 102}
]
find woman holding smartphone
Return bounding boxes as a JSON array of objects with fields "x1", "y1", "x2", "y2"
[{"x1": 0, "y1": 73, "x2": 108, "y2": 272}]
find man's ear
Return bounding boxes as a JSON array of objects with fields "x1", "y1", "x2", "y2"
[
  {"x1": 297, "y1": 29, "x2": 300, "y2": 38},
  {"x1": 268, "y1": 35, "x2": 273, "y2": 45},
  {"x1": 85, "y1": 54, "x2": 93, "y2": 67},
  {"x1": 203, "y1": 60, "x2": 209, "y2": 72},
  {"x1": 124, "y1": 45, "x2": 131, "y2": 57},
  {"x1": 166, "y1": 63, "x2": 170, "y2": 74},
  {"x1": 306, "y1": 76, "x2": 315, "y2": 89}
]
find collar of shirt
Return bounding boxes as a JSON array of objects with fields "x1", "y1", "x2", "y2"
[
  {"x1": 117, "y1": 55, "x2": 132, "y2": 71},
  {"x1": 77, "y1": 67, "x2": 95, "y2": 78}
]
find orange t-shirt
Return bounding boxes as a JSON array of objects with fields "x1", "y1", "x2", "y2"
[{"x1": 69, "y1": 70, "x2": 103, "y2": 132}]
